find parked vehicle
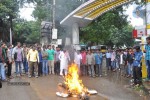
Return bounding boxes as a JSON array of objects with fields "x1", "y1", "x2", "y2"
[{"x1": 91, "y1": 45, "x2": 107, "y2": 53}]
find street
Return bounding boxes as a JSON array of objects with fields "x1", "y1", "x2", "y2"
[{"x1": 0, "y1": 70, "x2": 149, "y2": 100}]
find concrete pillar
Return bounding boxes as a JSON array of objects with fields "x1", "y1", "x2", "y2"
[
  {"x1": 41, "y1": 36, "x2": 49, "y2": 46},
  {"x1": 146, "y1": 0, "x2": 150, "y2": 35},
  {"x1": 65, "y1": 37, "x2": 71, "y2": 45},
  {"x1": 141, "y1": 0, "x2": 150, "y2": 78},
  {"x1": 72, "y1": 23, "x2": 79, "y2": 45},
  {"x1": 64, "y1": 26, "x2": 72, "y2": 46}
]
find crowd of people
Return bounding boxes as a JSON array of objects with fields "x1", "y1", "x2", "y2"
[{"x1": 1, "y1": 37, "x2": 150, "y2": 87}]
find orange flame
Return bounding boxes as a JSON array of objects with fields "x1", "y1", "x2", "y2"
[{"x1": 64, "y1": 64, "x2": 87, "y2": 95}]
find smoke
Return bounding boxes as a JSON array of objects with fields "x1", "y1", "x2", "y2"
[
  {"x1": 55, "y1": 0, "x2": 85, "y2": 46},
  {"x1": 55, "y1": 0, "x2": 88, "y2": 61}
]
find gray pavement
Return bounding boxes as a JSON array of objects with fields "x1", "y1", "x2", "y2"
[
  {"x1": 0, "y1": 62, "x2": 150, "y2": 100},
  {"x1": 0, "y1": 72, "x2": 149, "y2": 100}
]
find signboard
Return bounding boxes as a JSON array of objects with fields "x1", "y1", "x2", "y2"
[
  {"x1": 52, "y1": 29, "x2": 57, "y2": 39},
  {"x1": 51, "y1": 40, "x2": 57, "y2": 44},
  {"x1": 132, "y1": 6, "x2": 145, "y2": 19},
  {"x1": 57, "y1": 39, "x2": 62, "y2": 45},
  {"x1": 146, "y1": 3, "x2": 150, "y2": 24},
  {"x1": 133, "y1": 25, "x2": 147, "y2": 38}
]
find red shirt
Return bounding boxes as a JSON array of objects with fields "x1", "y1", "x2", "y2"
[{"x1": 81, "y1": 52, "x2": 86, "y2": 64}]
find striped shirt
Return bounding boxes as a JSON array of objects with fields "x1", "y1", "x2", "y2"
[{"x1": 145, "y1": 44, "x2": 150, "y2": 60}]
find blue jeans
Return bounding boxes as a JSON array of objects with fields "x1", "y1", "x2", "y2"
[
  {"x1": 42, "y1": 60, "x2": 48, "y2": 75},
  {"x1": 88, "y1": 64, "x2": 95, "y2": 76},
  {"x1": 0, "y1": 63, "x2": 6, "y2": 80},
  {"x1": 111, "y1": 61, "x2": 116, "y2": 69},
  {"x1": 15, "y1": 61, "x2": 22, "y2": 74},
  {"x1": 23, "y1": 58, "x2": 28, "y2": 73},
  {"x1": 95, "y1": 64, "x2": 102, "y2": 76},
  {"x1": 128, "y1": 63, "x2": 133, "y2": 75},
  {"x1": 146, "y1": 60, "x2": 150, "y2": 79},
  {"x1": 106, "y1": 58, "x2": 111, "y2": 69}
]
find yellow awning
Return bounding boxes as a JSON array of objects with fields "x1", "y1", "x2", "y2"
[
  {"x1": 61, "y1": 0, "x2": 133, "y2": 27},
  {"x1": 75, "y1": 0, "x2": 108, "y2": 17},
  {"x1": 86, "y1": 0, "x2": 129, "y2": 19},
  {"x1": 74, "y1": 0, "x2": 132, "y2": 20}
]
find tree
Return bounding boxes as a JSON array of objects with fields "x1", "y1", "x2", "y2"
[
  {"x1": 80, "y1": 6, "x2": 134, "y2": 48},
  {"x1": 13, "y1": 19, "x2": 40, "y2": 44},
  {"x1": 0, "y1": 0, "x2": 19, "y2": 42},
  {"x1": 29, "y1": 0, "x2": 87, "y2": 43}
]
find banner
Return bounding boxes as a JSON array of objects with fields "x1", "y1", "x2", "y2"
[
  {"x1": 57, "y1": 39, "x2": 62, "y2": 45},
  {"x1": 132, "y1": 28, "x2": 146, "y2": 38},
  {"x1": 52, "y1": 29, "x2": 57, "y2": 39}
]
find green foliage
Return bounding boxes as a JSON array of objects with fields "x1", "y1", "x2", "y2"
[
  {"x1": 0, "y1": 0, "x2": 19, "y2": 19},
  {"x1": 30, "y1": 0, "x2": 86, "y2": 43},
  {"x1": 0, "y1": 0, "x2": 135, "y2": 46},
  {"x1": 0, "y1": 0, "x2": 19, "y2": 42},
  {"x1": 80, "y1": 7, "x2": 134, "y2": 48},
  {"x1": 13, "y1": 20, "x2": 40, "y2": 44}
]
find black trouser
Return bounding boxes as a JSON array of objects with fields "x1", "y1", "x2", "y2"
[
  {"x1": 106, "y1": 58, "x2": 111, "y2": 70},
  {"x1": 38, "y1": 62, "x2": 42, "y2": 76},
  {"x1": 0, "y1": 79, "x2": 2, "y2": 88},
  {"x1": 54, "y1": 61, "x2": 60, "y2": 75},
  {"x1": 81, "y1": 64, "x2": 88, "y2": 76},
  {"x1": 133, "y1": 67, "x2": 142, "y2": 85},
  {"x1": 7, "y1": 61, "x2": 12, "y2": 77}
]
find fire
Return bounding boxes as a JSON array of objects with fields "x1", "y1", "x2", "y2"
[{"x1": 64, "y1": 64, "x2": 87, "y2": 95}]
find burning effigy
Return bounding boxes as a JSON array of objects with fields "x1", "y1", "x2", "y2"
[{"x1": 56, "y1": 64, "x2": 97, "y2": 100}]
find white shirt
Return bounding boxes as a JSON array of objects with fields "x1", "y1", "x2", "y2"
[
  {"x1": 74, "y1": 54, "x2": 82, "y2": 65},
  {"x1": 106, "y1": 52, "x2": 111, "y2": 58},
  {"x1": 120, "y1": 54, "x2": 123, "y2": 64}
]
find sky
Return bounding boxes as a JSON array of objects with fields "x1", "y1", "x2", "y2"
[
  {"x1": 19, "y1": 3, "x2": 144, "y2": 27},
  {"x1": 125, "y1": 4, "x2": 144, "y2": 27},
  {"x1": 19, "y1": 3, "x2": 35, "y2": 21}
]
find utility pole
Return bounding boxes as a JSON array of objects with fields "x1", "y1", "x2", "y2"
[
  {"x1": 51, "y1": 0, "x2": 57, "y2": 45},
  {"x1": 53, "y1": 0, "x2": 55, "y2": 29},
  {"x1": 146, "y1": 0, "x2": 150, "y2": 35},
  {"x1": 141, "y1": 0, "x2": 150, "y2": 78},
  {"x1": 10, "y1": 28, "x2": 12, "y2": 45}
]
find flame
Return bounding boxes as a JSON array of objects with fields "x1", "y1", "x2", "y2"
[{"x1": 64, "y1": 64, "x2": 87, "y2": 95}]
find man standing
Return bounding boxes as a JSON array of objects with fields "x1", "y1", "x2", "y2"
[
  {"x1": 81, "y1": 49, "x2": 87, "y2": 76},
  {"x1": 145, "y1": 37, "x2": 150, "y2": 82},
  {"x1": 42, "y1": 45, "x2": 48, "y2": 76},
  {"x1": 38, "y1": 46, "x2": 43, "y2": 76},
  {"x1": 95, "y1": 50, "x2": 103, "y2": 77},
  {"x1": 59, "y1": 49, "x2": 70, "y2": 76},
  {"x1": 133, "y1": 46, "x2": 143, "y2": 86},
  {"x1": 111, "y1": 50, "x2": 116, "y2": 71},
  {"x1": 27, "y1": 46, "x2": 39, "y2": 78},
  {"x1": 47, "y1": 45, "x2": 55, "y2": 74},
  {"x1": 22, "y1": 43, "x2": 28, "y2": 74},
  {"x1": 54, "y1": 47, "x2": 61, "y2": 75},
  {"x1": 86, "y1": 50, "x2": 95, "y2": 77},
  {"x1": 0, "y1": 43, "x2": 7, "y2": 81},
  {"x1": 106, "y1": 50, "x2": 111, "y2": 70},
  {"x1": 119, "y1": 51, "x2": 124, "y2": 70},
  {"x1": 126, "y1": 49, "x2": 134, "y2": 78},
  {"x1": 12, "y1": 42, "x2": 24, "y2": 77},
  {"x1": 74, "y1": 50, "x2": 82, "y2": 75},
  {"x1": 7, "y1": 44, "x2": 13, "y2": 79}
]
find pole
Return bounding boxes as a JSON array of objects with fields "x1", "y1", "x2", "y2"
[
  {"x1": 146, "y1": 0, "x2": 150, "y2": 35},
  {"x1": 52, "y1": 0, "x2": 57, "y2": 45},
  {"x1": 142, "y1": 0, "x2": 150, "y2": 78},
  {"x1": 10, "y1": 28, "x2": 12, "y2": 45},
  {"x1": 53, "y1": 0, "x2": 55, "y2": 29}
]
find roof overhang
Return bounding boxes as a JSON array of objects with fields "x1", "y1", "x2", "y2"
[{"x1": 60, "y1": 0, "x2": 133, "y2": 27}]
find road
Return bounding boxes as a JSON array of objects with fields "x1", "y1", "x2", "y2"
[{"x1": 0, "y1": 71, "x2": 148, "y2": 100}]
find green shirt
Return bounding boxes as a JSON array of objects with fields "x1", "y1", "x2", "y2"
[{"x1": 47, "y1": 49, "x2": 55, "y2": 60}]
